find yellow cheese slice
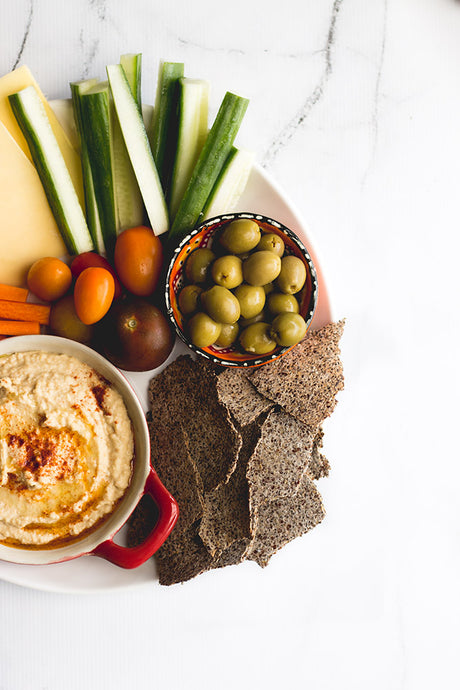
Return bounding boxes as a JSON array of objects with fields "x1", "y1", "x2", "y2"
[
  {"x1": 0, "y1": 65, "x2": 84, "y2": 207},
  {"x1": 0, "y1": 120, "x2": 67, "y2": 287}
]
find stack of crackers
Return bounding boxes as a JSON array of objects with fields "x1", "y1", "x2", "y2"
[{"x1": 128, "y1": 320, "x2": 345, "y2": 586}]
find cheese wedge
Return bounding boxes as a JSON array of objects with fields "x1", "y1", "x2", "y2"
[
  {"x1": 0, "y1": 120, "x2": 66, "y2": 287},
  {"x1": 0, "y1": 65, "x2": 84, "y2": 207}
]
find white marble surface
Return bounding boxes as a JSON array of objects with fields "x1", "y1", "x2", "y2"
[{"x1": 1, "y1": 0, "x2": 460, "y2": 688}]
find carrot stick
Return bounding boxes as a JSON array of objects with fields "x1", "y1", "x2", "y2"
[
  {"x1": 0, "y1": 299, "x2": 50, "y2": 324},
  {"x1": 0, "y1": 284, "x2": 29, "y2": 302},
  {"x1": 0, "y1": 320, "x2": 41, "y2": 335}
]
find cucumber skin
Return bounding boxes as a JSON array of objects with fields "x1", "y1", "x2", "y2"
[
  {"x1": 169, "y1": 78, "x2": 209, "y2": 221},
  {"x1": 120, "y1": 53, "x2": 142, "y2": 109},
  {"x1": 168, "y1": 92, "x2": 249, "y2": 245},
  {"x1": 8, "y1": 89, "x2": 93, "y2": 255},
  {"x1": 150, "y1": 62, "x2": 184, "y2": 196},
  {"x1": 70, "y1": 80, "x2": 105, "y2": 253},
  {"x1": 79, "y1": 88, "x2": 118, "y2": 255},
  {"x1": 202, "y1": 147, "x2": 255, "y2": 220}
]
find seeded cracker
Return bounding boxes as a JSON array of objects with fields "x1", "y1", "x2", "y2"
[
  {"x1": 216, "y1": 367, "x2": 274, "y2": 427},
  {"x1": 246, "y1": 473, "x2": 326, "y2": 568},
  {"x1": 248, "y1": 320, "x2": 345, "y2": 427},
  {"x1": 126, "y1": 418, "x2": 203, "y2": 547},
  {"x1": 147, "y1": 417, "x2": 204, "y2": 535},
  {"x1": 148, "y1": 355, "x2": 242, "y2": 493},
  {"x1": 213, "y1": 538, "x2": 252, "y2": 569},
  {"x1": 199, "y1": 422, "x2": 260, "y2": 556},
  {"x1": 246, "y1": 408, "x2": 320, "y2": 505},
  {"x1": 156, "y1": 523, "x2": 214, "y2": 586},
  {"x1": 308, "y1": 427, "x2": 330, "y2": 480}
]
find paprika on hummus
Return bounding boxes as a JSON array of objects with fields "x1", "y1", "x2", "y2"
[{"x1": 0, "y1": 351, "x2": 134, "y2": 548}]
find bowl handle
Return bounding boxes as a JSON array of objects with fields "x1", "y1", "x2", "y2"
[{"x1": 92, "y1": 468, "x2": 179, "y2": 569}]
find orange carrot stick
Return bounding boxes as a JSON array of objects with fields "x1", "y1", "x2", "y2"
[
  {"x1": 0, "y1": 299, "x2": 50, "y2": 324},
  {"x1": 0, "y1": 284, "x2": 29, "y2": 302},
  {"x1": 0, "y1": 320, "x2": 41, "y2": 335}
]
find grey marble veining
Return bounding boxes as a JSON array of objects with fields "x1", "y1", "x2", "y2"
[
  {"x1": 10, "y1": 0, "x2": 34, "y2": 70},
  {"x1": 262, "y1": 0, "x2": 344, "y2": 168}
]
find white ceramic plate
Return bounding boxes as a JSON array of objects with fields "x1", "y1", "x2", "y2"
[{"x1": 0, "y1": 102, "x2": 332, "y2": 593}]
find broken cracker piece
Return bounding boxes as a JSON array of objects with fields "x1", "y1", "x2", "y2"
[
  {"x1": 216, "y1": 367, "x2": 274, "y2": 427},
  {"x1": 307, "y1": 427, "x2": 330, "y2": 480},
  {"x1": 155, "y1": 522, "x2": 214, "y2": 586},
  {"x1": 199, "y1": 422, "x2": 260, "y2": 555},
  {"x1": 148, "y1": 355, "x2": 242, "y2": 492},
  {"x1": 213, "y1": 538, "x2": 252, "y2": 569},
  {"x1": 248, "y1": 320, "x2": 345, "y2": 427},
  {"x1": 246, "y1": 408, "x2": 320, "y2": 506},
  {"x1": 147, "y1": 417, "x2": 204, "y2": 535},
  {"x1": 246, "y1": 474, "x2": 325, "y2": 568}
]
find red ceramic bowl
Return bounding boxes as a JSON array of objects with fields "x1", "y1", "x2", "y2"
[
  {"x1": 0, "y1": 335, "x2": 179, "y2": 568},
  {"x1": 166, "y1": 212, "x2": 318, "y2": 367}
]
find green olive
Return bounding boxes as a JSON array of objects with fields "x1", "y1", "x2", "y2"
[
  {"x1": 178, "y1": 284, "x2": 203, "y2": 315},
  {"x1": 239, "y1": 322, "x2": 277, "y2": 355},
  {"x1": 211, "y1": 255, "x2": 243, "y2": 289},
  {"x1": 188, "y1": 312, "x2": 222, "y2": 348},
  {"x1": 234, "y1": 284, "x2": 266, "y2": 320},
  {"x1": 185, "y1": 247, "x2": 215, "y2": 283},
  {"x1": 257, "y1": 232, "x2": 285, "y2": 257},
  {"x1": 270, "y1": 313, "x2": 307, "y2": 347},
  {"x1": 219, "y1": 219, "x2": 261, "y2": 254},
  {"x1": 276, "y1": 255, "x2": 307, "y2": 294},
  {"x1": 263, "y1": 282, "x2": 275, "y2": 295},
  {"x1": 214, "y1": 322, "x2": 239, "y2": 348},
  {"x1": 242, "y1": 250, "x2": 282, "y2": 286},
  {"x1": 239, "y1": 310, "x2": 268, "y2": 329},
  {"x1": 202, "y1": 285, "x2": 241, "y2": 324},
  {"x1": 267, "y1": 292, "x2": 300, "y2": 315}
]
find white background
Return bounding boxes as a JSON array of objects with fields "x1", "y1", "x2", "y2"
[{"x1": 1, "y1": 1, "x2": 460, "y2": 688}]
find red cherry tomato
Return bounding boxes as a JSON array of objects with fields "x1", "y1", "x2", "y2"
[
  {"x1": 114, "y1": 226, "x2": 163, "y2": 296},
  {"x1": 70, "y1": 252, "x2": 122, "y2": 299},
  {"x1": 73, "y1": 267, "x2": 115, "y2": 325}
]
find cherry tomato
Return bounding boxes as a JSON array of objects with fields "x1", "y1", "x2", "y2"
[
  {"x1": 73, "y1": 267, "x2": 115, "y2": 325},
  {"x1": 70, "y1": 251, "x2": 122, "y2": 299},
  {"x1": 27, "y1": 257, "x2": 72, "y2": 302},
  {"x1": 98, "y1": 298, "x2": 174, "y2": 371},
  {"x1": 114, "y1": 226, "x2": 163, "y2": 296},
  {"x1": 49, "y1": 294, "x2": 94, "y2": 344}
]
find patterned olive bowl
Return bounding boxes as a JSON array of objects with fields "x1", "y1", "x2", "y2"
[{"x1": 165, "y1": 212, "x2": 318, "y2": 368}]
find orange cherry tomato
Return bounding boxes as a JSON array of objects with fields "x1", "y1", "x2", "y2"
[
  {"x1": 27, "y1": 257, "x2": 72, "y2": 302},
  {"x1": 114, "y1": 226, "x2": 163, "y2": 296},
  {"x1": 70, "y1": 252, "x2": 123, "y2": 299},
  {"x1": 73, "y1": 267, "x2": 115, "y2": 325}
]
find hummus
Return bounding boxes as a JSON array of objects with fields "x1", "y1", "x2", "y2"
[{"x1": 0, "y1": 351, "x2": 134, "y2": 547}]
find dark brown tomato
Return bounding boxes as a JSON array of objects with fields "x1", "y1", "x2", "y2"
[{"x1": 98, "y1": 297, "x2": 174, "y2": 371}]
